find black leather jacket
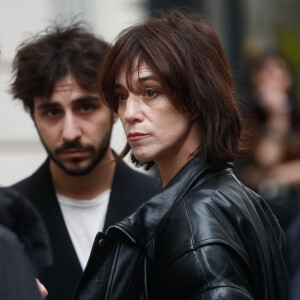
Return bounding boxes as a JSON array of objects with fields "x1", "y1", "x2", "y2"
[{"x1": 74, "y1": 158, "x2": 289, "y2": 300}]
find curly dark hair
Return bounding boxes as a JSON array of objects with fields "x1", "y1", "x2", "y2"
[{"x1": 11, "y1": 21, "x2": 109, "y2": 114}]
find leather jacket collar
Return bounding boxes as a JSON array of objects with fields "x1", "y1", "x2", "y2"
[{"x1": 108, "y1": 157, "x2": 232, "y2": 248}]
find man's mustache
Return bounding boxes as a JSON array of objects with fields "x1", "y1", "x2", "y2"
[{"x1": 55, "y1": 139, "x2": 94, "y2": 155}]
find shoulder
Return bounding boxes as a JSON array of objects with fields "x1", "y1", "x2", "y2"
[
  {"x1": 150, "y1": 186, "x2": 252, "y2": 298},
  {"x1": 0, "y1": 224, "x2": 20, "y2": 247},
  {"x1": 0, "y1": 186, "x2": 49, "y2": 238},
  {"x1": 153, "y1": 239, "x2": 253, "y2": 299},
  {"x1": 152, "y1": 184, "x2": 255, "y2": 298},
  {"x1": 149, "y1": 168, "x2": 288, "y2": 298},
  {"x1": 0, "y1": 225, "x2": 26, "y2": 266},
  {"x1": 154, "y1": 173, "x2": 262, "y2": 267},
  {"x1": 0, "y1": 225, "x2": 45, "y2": 300},
  {"x1": 0, "y1": 187, "x2": 37, "y2": 228},
  {"x1": 10, "y1": 160, "x2": 51, "y2": 197}
]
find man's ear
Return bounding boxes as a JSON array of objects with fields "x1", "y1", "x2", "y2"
[{"x1": 113, "y1": 112, "x2": 119, "y2": 123}]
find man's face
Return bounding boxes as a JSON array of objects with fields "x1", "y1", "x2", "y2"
[{"x1": 33, "y1": 74, "x2": 116, "y2": 176}]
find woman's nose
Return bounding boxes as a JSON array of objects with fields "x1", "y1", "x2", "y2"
[{"x1": 121, "y1": 95, "x2": 144, "y2": 124}]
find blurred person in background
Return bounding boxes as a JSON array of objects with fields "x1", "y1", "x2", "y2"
[
  {"x1": 236, "y1": 51, "x2": 300, "y2": 299},
  {"x1": 236, "y1": 51, "x2": 300, "y2": 232},
  {"x1": 74, "y1": 11, "x2": 288, "y2": 300},
  {"x1": 9, "y1": 22, "x2": 160, "y2": 300}
]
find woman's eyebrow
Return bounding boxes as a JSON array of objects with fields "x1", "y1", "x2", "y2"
[
  {"x1": 138, "y1": 75, "x2": 159, "y2": 82},
  {"x1": 114, "y1": 75, "x2": 159, "y2": 89},
  {"x1": 114, "y1": 83, "x2": 123, "y2": 89}
]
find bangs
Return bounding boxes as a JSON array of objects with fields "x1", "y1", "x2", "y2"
[
  {"x1": 121, "y1": 52, "x2": 155, "y2": 95},
  {"x1": 100, "y1": 35, "x2": 146, "y2": 111},
  {"x1": 100, "y1": 25, "x2": 177, "y2": 112}
]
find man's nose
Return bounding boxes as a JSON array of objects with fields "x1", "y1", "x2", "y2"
[{"x1": 61, "y1": 113, "x2": 81, "y2": 141}]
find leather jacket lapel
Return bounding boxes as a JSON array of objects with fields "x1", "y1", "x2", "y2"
[{"x1": 112, "y1": 157, "x2": 215, "y2": 247}]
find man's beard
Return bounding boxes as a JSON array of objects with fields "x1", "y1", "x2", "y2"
[{"x1": 39, "y1": 128, "x2": 113, "y2": 177}]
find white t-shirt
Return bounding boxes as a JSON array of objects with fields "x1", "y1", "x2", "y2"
[{"x1": 57, "y1": 190, "x2": 111, "y2": 269}]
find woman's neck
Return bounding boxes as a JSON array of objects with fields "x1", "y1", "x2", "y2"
[
  {"x1": 157, "y1": 152, "x2": 195, "y2": 187},
  {"x1": 157, "y1": 121, "x2": 200, "y2": 187}
]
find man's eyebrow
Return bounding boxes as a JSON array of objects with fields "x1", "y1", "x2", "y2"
[
  {"x1": 36, "y1": 101, "x2": 59, "y2": 110},
  {"x1": 73, "y1": 96, "x2": 101, "y2": 104},
  {"x1": 36, "y1": 96, "x2": 101, "y2": 110}
]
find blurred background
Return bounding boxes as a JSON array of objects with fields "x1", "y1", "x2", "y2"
[{"x1": 0, "y1": 0, "x2": 300, "y2": 186}]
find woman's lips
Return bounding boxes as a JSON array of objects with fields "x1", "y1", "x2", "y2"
[{"x1": 127, "y1": 132, "x2": 149, "y2": 141}]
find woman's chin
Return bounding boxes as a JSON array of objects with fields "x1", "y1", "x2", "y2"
[{"x1": 132, "y1": 151, "x2": 153, "y2": 163}]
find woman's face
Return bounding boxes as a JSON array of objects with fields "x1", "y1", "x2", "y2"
[{"x1": 115, "y1": 61, "x2": 200, "y2": 170}]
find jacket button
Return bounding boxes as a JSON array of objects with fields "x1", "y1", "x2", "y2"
[{"x1": 98, "y1": 239, "x2": 105, "y2": 247}]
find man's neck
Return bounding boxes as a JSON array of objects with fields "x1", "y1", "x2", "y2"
[{"x1": 50, "y1": 149, "x2": 116, "y2": 200}]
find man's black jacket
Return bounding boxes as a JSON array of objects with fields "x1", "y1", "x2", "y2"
[{"x1": 11, "y1": 158, "x2": 160, "y2": 300}]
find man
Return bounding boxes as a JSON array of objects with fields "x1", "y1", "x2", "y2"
[{"x1": 9, "y1": 22, "x2": 160, "y2": 300}]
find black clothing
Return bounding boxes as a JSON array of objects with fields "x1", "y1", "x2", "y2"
[
  {"x1": 234, "y1": 160, "x2": 300, "y2": 232},
  {"x1": 11, "y1": 158, "x2": 160, "y2": 300},
  {"x1": 74, "y1": 157, "x2": 289, "y2": 300},
  {"x1": 0, "y1": 187, "x2": 51, "y2": 300},
  {"x1": 0, "y1": 225, "x2": 43, "y2": 300},
  {"x1": 286, "y1": 213, "x2": 300, "y2": 300},
  {"x1": 0, "y1": 187, "x2": 51, "y2": 274}
]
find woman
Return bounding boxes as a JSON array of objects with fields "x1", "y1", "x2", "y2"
[{"x1": 74, "y1": 11, "x2": 289, "y2": 300}]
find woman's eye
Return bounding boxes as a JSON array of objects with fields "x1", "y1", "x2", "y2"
[
  {"x1": 145, "y1": 89, "x2": 158, "y2": 98},
  {"x1": 118, "y1": 93, "x2": 128, "y2": 102}
]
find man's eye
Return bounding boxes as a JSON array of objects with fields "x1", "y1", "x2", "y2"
[
  {"x1": 80, "y1": 104, "x2": 93, "y2": 112},
  {"x1": 117, "y1": 93, "x2": 128, "y2": 102},
  {"x1": 45, "y1": 109, "x2": 60, "y2": 117},
  {"x1": 145, "y1": 89, "x2": 158, "y2": 98}
]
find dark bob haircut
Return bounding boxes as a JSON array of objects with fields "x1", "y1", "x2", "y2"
[
  {"x1": 100, "y1": 10, "x2": 244, "y2": 168},
  {"x1": 11, "y1": 21, "x2": 109, "y2": 114}
]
